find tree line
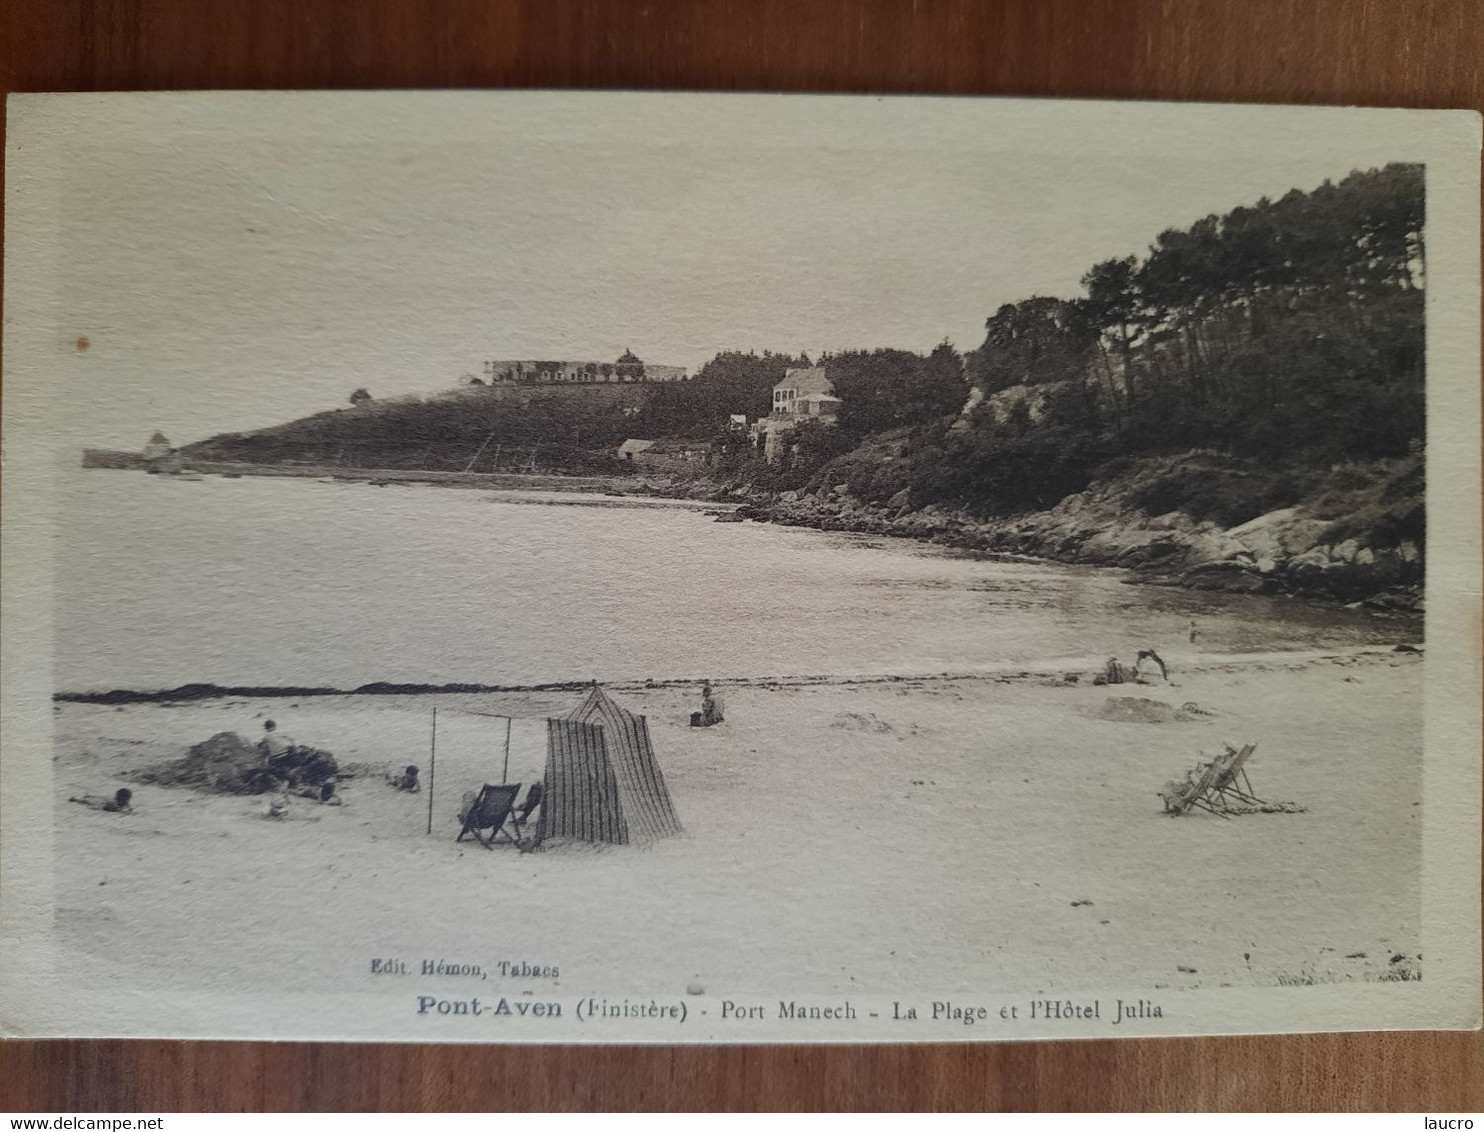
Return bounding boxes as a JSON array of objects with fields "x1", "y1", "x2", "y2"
[
  {"x1": 764, "y1": 162, "x2": 1425, "y2": 517},
  {"x1": 966, "y1": 162, "x2": 1423, "y2": 461}
]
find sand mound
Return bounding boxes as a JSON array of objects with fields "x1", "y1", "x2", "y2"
[
  {"x1": 830, "y1": 711, "x2": 894, "y2": 734},
  {"x1": 135, "y1": 731, "x2": 263, "y2": 791},
  {"x1": 134, "y1": 730, "x2": 339, "y2": 794},
  {"x1": 1095, "y1": 697, "x2": 1193, "y2": 725}
]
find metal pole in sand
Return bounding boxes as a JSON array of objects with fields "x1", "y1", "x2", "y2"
[
  {"x1": 427, "y1": 706, "x2": 437, "y2": 836},
  {"x1": 502, "y1": 716, "x2": 512, "y2": 783}
]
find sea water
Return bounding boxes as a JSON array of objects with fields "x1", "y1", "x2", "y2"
[{"x1": 55, "y1": 470, "x2": 1417, "y2": 693}]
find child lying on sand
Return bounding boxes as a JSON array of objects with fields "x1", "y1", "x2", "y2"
[
  {"x1": 294, "y1": 781, "x2": 343, "y2": 805},
  {"x1": 69, "y1": 788, "x2": 133, "y2": 814},
  {"x1": 265, "y1": 782, "x2": 343, "y2": 819}
]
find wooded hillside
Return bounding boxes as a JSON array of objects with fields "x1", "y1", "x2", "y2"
[
  {"x1": 184, "y1": 164, "x2": 1424, "y2": 535},
  {"x1": 771, "y1": 163, "x2": 1425, "y2": 523}
]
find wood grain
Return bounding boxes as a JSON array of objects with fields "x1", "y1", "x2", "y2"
[{"x1": 1, "y1": 0, "x2": 1480, "y2": 1112}]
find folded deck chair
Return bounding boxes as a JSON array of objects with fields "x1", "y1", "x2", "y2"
[
  {"x1": 1209, "y1": 743, "x2": 1264, "y2": 808},
  {"x1": 456, "y1": 783, "x2": 523, "y2": 849}
]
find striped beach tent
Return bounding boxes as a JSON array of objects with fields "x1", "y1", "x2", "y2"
[{"x1": 538, "y1": 685, "x2": 682, "y2": 845}]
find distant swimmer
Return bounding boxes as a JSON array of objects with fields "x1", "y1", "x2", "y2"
[
  {"x1": 69, "y1": 787, "x2": 133, "y2": 814},
  {"x1": 388, "y1": 765, "x2": 421, "y2": 793}
]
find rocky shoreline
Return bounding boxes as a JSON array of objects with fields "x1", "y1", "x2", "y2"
[{"x1": 703, "y1": 477, "x2": 1424, "y2": 614}]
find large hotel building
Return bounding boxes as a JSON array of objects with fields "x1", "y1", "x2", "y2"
[{"x1": 481, "y1": 350, "x2": 687, "y2": 384}]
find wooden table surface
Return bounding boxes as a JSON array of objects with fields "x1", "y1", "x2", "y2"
[{"x1": 2, "y1": 0, "x2": 1480, "y2": 1113}]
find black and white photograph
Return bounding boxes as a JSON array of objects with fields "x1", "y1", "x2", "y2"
[{"x1": 1, "y1": 91, "x2": 1478, "y2": 1043}]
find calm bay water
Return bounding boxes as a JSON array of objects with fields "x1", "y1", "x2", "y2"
[{"x1": 56, "y1": 471, "x2": 1416, "y2": 692}]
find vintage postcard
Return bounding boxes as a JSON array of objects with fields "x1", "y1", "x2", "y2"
[{"x1": 2, "y1": 91, "x2": 1479, "y2": 1043}]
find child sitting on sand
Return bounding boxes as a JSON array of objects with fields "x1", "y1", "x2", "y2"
[
  {"x1": 1159, "y1": 772, "x2": 1200, "y2": 814},
  {"x1": 259, "y1": 719, "x2": 296, "y2": 764},
  {"x1": 690, "y1": 683, "x2": 725, "y2": 727},
  {"x1": 69, "y1": 787, "x2": 134, "y2": 814},
  {"x1": 388, "y1": 765, "x2": 421, "y2": 793}
]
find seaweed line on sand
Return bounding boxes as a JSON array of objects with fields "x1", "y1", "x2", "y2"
[{"x1": 52, "y1": 647, "x2": 1419, "y2": 706}]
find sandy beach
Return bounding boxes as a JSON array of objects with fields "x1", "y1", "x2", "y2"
[{"x1": 50, "y1": 648, "x2": 1422, "y2": 1002}]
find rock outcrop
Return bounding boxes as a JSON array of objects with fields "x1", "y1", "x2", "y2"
[{"x1": 729, "y1": 456, "x2": 1423, "y2": 612}]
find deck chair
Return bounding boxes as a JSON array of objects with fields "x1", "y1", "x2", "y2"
[
  {"x1": 1161, "y1": 757, "x2": 1230, "y2": 818},
  {"x1": 456, "y1": 783, "x2": 523, "y2": 849},
  {"x1": 513, "y1": 782, "x2": 544, "y2": 830},
  {"x1": 1209, "y1": 743, "x2": 1264, "y2": 808}
]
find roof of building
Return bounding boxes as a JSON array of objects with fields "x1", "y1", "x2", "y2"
[
  {"x1": 773, "y1": 366, "x2": 835, "y2": 397},
  {"x1": 618, "y1": 439, "x2": 657, "y2": 455}
]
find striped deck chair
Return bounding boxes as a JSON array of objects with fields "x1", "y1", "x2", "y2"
[{"x1": 456, "y1": 783, "x2": 523, "y2": 849}]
